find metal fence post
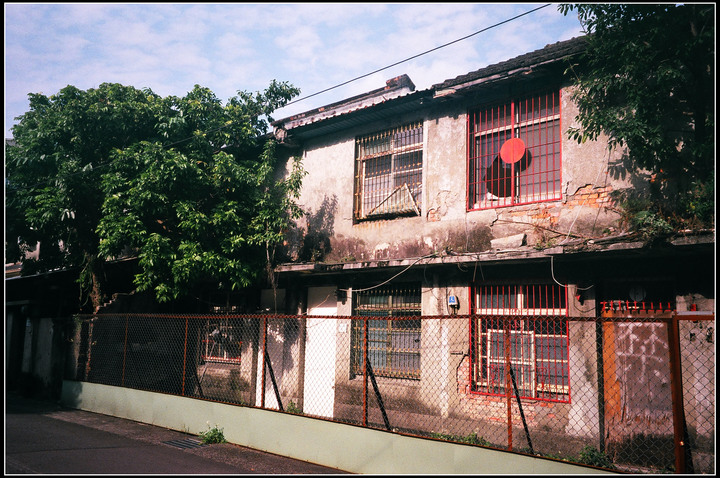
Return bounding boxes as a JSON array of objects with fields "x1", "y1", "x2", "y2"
[
  {"x1": 265, "y1": 344, "x2": 284, "y2": 411},
  {"x1": 509, "y1": 366, "x2": 534, "y2": 454},
  {"x1": 261, "y1": 315, "x2": 267, "y2": 409},
  {"x1": 595, "y1": 318, "x2": 606, "y2": 454},
  {"x1": 85, "y1": 316, "x2": 95, "y2": 380},
  {"x1": 505, "y1": 316, "x2": 513, "y2": 451},
  {"x1": 667, "y1": 313, "x2": 690, "y2": 474},
  {"x1": 181, "y1": 317, "x2": 188, "y2": 397},
  {"x1": 121, "y1": 315, "x2": 128, "y2": 387},
  {"x1": 363, "y1": 316, "x2": 368, "y2": 427}
]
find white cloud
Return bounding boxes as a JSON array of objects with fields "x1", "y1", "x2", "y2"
[
  {"x1": 275, "y1": 25, "x2": 324, "y2": 65},
  {"x1": 59, "y1": 3, "x2": 132, "y2": 27},
  {"x1": 215, "y1": 32, "x2": 256, "y2": 61},
  {"x1": 4, "y1": 3, "x2": 583, "y2": 138}
]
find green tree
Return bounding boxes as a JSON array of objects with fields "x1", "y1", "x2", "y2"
[
  {"x1": 6, "y1": 81, "x2": 302, "y2": 310},
  {"x1": 560, "y1": 4, "x2": 714, "y2": 230}
]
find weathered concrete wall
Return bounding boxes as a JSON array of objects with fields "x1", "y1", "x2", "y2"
[
  {"x1": 566, "y1": 320, "x2": 601, "y2": 441},
  {"x1": 256, "y1": 289, "x2": 306, "y2": 409},
  {"x1": 423, "y1": 105, "x2": 467, "y2": 225},
  {"x1": 281, "y1": 85, "x2": 635, "y2": 264}
]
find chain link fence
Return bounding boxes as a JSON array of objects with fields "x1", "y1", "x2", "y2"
[{"x1": 67, "y1": 312, "x2": 714, "y2": 474}]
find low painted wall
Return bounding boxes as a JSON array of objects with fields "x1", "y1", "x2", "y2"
[{"x1": 60, "y1": 380, "x2": 614, "y2": 475}]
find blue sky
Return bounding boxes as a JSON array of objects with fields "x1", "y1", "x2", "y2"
[{"x1": 4, "y1": 3, "x2": 584, "y2": 139}]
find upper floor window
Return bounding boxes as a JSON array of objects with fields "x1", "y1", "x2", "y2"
[
  {"x1": 351, "y1": 285, "x2": 421, "y2": 379},
  {"x1": 354, "y1": 122, "x2": 423, "y2": 221},
  {"x1": 468, "y1": 90, "x2": 562, "y2": 210}
]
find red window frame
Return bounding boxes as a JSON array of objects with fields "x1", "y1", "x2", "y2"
[
  {"x1": 469, "y1": 283, "x2": 570, "y2": 402},
  {"x1": 201, "y1": 321, "x2": 242, "y2": 365},
  {"x1": 467, "y1": 89, "x2": 562, "y2": 210}
]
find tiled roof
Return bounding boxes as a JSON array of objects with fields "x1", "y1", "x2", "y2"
[
  {"x1": 432, "y1": 36, "x2": 588, "y2": 90},
  {"x1": 273, "y1": 36, "x2": 588, "y2": 139},
  {"x1": 272, "y1": 74, "x2": 418, "y2": 129}
]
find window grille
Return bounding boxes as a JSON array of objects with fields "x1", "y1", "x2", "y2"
[
  {"x1": 351, "y1": 286, "x2": 421, "y2": 379},
  {"x1": 468, "y1": 90, "x2": 562, "y2": 210},
  {"x1": 354, "y1": 122, "x2": 423, "y2": 220},
  {"x1": 201, "y1": 319, "x2": 242, "y2": 364},
  {"x1": 472, "y1": 284, "x2": 569, "y2": 401}
]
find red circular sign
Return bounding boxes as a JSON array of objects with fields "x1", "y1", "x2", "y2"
[{"x1": 500, "y1": 137, "x2": 526, "y2": 164}]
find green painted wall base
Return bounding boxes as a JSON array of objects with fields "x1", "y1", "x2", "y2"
[{"x1": 60, "y1": 380, "x2": 614, "y2": 474}]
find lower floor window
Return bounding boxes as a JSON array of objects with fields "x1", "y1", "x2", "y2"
[
  {"x1": 351, "y1": 286, "x2": 421, "y2": 379},
  {"x1": 201, "y1": 320, "x2": 242, "y2": 364},
  {"x1": 472, "y1": 284, "x2": 569, "y2": 401}
]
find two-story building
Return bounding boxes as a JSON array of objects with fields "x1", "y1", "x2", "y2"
[
  {"x1": 7, "y1": 35, "x2": 713, "y2": 471},
  {"x1": 244, "y1": 35, "x2": 714, "y2": 464}
]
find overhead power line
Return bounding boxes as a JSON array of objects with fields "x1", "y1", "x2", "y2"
[
  {"x1": 7, "y1": 4, "x2": 553, "y2": 192},
  {"x1": 166, "y1": 3, "x2": 551, "y2": 146},
  {"x1": 281, "y1": 3, "x2": 552, "y2": 108}
]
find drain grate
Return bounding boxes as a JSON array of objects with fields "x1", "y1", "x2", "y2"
[{"x1": 163, "y1": 437, "x2": 208, "y2": 449}]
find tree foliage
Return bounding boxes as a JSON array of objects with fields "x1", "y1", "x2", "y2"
[
  {"x1": 6, "y1": 81, "x2": 303, "y2": 309},
  {"x1": 560, "y1": 4, "x2": 714, "y2": 229}
]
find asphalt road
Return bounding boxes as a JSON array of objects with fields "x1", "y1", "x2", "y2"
[{"x1": 5, "y1": 391, "x2": 350, "y2": 475}]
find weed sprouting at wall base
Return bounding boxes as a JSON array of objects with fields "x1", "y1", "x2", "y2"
[{"x1": 199, "y1": 423, "x2": 227, "y2": 444}]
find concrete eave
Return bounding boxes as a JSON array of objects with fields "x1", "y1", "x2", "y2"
[
  {"x1": 275, "y1": 230, "x2": 715, "y2": 276},
  {"x1": 275, "y1": 250, "x2": 551, "y2": 275}
]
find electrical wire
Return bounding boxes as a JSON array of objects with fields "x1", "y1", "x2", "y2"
[
  {"x1": 280, "y1": 4, "x2": 552, "y2": 109},
  {"x1": 550, "y1": 255, "x2": 593, "y2": 291},
  {"x1": 162, "y1": 3, "x2": 553, "y2": 145},
  {"x1": 7, "y1": 4, "x2": 553, "y2": 193},
  {"x1": 340, "y1": 253, "x2": 438, "y2": 293}
]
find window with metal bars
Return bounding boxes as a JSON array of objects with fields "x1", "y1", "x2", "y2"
[
  {"x1": 201, "y1": 319, "x2": 242, "y2": 364},
  {"x1": 351, "y1": 286, "x2": 421, "y2": 379},
  {"x1": 472, "y1": 284, "x2": 569, "y2": 401},
  {"x1": 354, "y1": 122, "x2": 423, "y2": 221},
  {"x1": 468, "y1": 90, "x2": 562, "y2": 210}
]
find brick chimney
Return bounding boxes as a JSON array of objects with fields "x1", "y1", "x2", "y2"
[{"x1": 385, "y1": 74, "x2": 415, "y2": 92}]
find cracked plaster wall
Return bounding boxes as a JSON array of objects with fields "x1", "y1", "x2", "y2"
[{"x1": 281, "y1": 85, "x2": 636, "y2": 263}]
